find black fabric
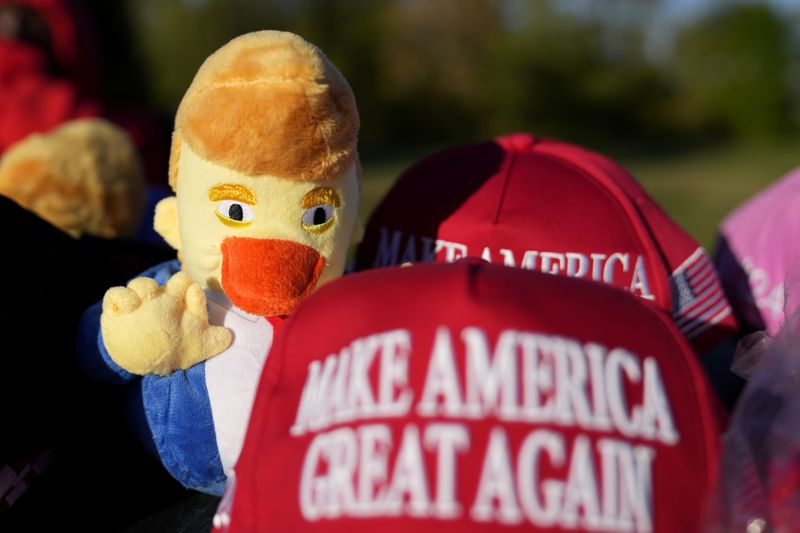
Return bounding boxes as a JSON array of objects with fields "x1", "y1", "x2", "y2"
[
  {"x1": 122, "y1": 493, "x2": 220, "y2": 533},
  {"x1": 0, "y1": 195, "x2": 203, "y2": 531}
]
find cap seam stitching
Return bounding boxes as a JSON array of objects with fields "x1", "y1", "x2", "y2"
[{"x1": 493, "y1": 149, "x2": 517, "y2": 225}]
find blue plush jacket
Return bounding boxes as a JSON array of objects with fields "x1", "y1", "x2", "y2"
[{"x1": 76, "y1": 260, "x2": 226, "y2": 495}]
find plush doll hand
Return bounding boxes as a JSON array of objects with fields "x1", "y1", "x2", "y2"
[{"x1": 100, "y1": 272, "x2": 232, "y2": 375}]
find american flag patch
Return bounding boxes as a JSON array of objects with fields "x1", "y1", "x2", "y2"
[{"x1": 670, "y1": 247, "x2": 732, "y2": 339}]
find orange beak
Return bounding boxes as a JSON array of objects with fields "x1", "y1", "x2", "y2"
[{"x1": 220, "y1": 237, "x2": 326, "y2": 316}]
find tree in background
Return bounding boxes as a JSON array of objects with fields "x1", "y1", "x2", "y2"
[
  {"x1": 367, "y1": 0, "x2": 504, "y2": 144},
  {"x1": 112, "y1": 0, "x2": 799, "y2": 149},
  {"x1": 670, "y1": 2, "x2": 793, "y2": 139},
  {"x1": 483, "y1": 0, "x2": 672, "y2": 144}
]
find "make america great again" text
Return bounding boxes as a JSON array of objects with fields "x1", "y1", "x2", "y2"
[{"x1": 290, "y1": 327, "x2": 680, "y2": 532}]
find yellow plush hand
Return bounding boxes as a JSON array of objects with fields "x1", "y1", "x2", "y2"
[{"x1": 100, "y1": 272, "x2": 232, "y2": 376}]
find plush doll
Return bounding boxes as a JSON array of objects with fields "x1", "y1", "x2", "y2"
[
  {"x1": 77, "y1": 30, "x2": 362, "y2": 495},
  {"x1": 0, "y1": 118, "x2": 146, "y2": 238}
]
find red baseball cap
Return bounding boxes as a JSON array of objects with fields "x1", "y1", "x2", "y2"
[
  {"x1": 215, "y1": 260, "x2": 723, "y2": 532},
  {"x1": 353, "y1": 132, "x2": 737, "y2": 354}
]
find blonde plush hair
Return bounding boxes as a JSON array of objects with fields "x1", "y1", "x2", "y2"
[
  {"x1": 0, "y1": 118, "x2": 146, "y2": 238},
  {"x1": 169, "y1": 30, "x2": 360, "y2": 189}
]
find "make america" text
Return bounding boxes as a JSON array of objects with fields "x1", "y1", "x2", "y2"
[{"x1": 371, "y1": 227, "x2": 655, "y2": 300}]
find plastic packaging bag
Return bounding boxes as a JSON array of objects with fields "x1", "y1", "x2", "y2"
[{"x1": 706, "y1": 309, "x2": 800, "y2": 532}]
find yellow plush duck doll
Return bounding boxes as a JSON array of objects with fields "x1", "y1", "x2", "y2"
[{"x1": 77, "y1": 30, "x2": 362, "y2": 494}]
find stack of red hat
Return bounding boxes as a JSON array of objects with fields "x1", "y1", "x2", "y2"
[{"x1": 215, "y1": 260, "x2": 724, "y2": 532}]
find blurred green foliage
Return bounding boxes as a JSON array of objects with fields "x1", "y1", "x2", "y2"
[
  {"x1": 672, "y1": 3, "x2": 793, "y2": 138},
  {"x1": 113, "y1": 0, "x2": 800, "y2": 149},
  {"x1": 103, "y1": 0, "x2": 800, "y2": 244}
]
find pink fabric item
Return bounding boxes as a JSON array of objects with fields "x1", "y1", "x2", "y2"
[{"x1": 716, "y1": 167, "x2": 800, "y2": 335}]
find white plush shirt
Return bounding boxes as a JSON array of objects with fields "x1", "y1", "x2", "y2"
[{"x1": 204, "y1": 291, "x2": 274, "y2": 473}]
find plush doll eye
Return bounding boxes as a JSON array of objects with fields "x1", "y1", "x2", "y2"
[
  {"x1": 301, "y1": 204, "x2": 335, "y2": 233},
  {"x1": 216, "y1": 200, "x2": 254, "y2": 225}
]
